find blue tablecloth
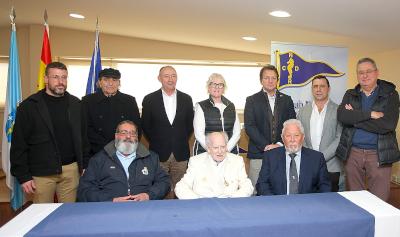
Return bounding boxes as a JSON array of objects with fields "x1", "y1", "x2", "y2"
[{"x1": 25, "y1": 192, "x2": 374, "y2": 237}]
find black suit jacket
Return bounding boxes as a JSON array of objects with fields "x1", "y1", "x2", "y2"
[
  {"x1": 142, "y1": 89, "x2": 194, "y2": 162},
  {"x1": 256, "y1": 147, "x2": 331, "y2": 195},
  {"x1": 244, "y1": 90, "x2": 296, "y2": 159}
]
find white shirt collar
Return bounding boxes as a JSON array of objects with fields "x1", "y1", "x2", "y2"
[{"x1": 161, "y1": 88, "x2": 177, "y2": 97}]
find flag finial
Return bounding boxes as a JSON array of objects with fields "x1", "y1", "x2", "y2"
[
  {"x1": 44, "y1": 9, "x2": 48, "y2": 24},
  {"x1": 96, "y1": 17, "x2": 99, "y2": 30},
  {"x1": 10, "y1": 7, "x2": 16, "y2": 23}
]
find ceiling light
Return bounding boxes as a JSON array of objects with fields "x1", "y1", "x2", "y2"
[
  {"x1": 269, "y1": 10, "x2": 291, "y2": 18},
  {"x1": 242, "y1": 36, "x2": 257, "y2": 41},
  {"x1": 69, "y1": 13, "x2": 85, "y2": 19}
]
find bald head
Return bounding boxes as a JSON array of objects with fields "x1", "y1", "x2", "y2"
[{"x1": 206, "y1": 132, "x2": 228, "y2": 162}]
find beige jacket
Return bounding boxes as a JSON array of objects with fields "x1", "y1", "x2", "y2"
[{"x1": 175, "y1": 152, "x2": 253, "y2": 199}]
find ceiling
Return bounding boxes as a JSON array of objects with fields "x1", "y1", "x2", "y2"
[{"x1": 1, "y1": 0, "x2": 400, "y2": 55}]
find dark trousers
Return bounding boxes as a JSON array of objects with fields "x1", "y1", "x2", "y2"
[{"x1": 329, "y1": 172, "x2": 340, "y2": 192}]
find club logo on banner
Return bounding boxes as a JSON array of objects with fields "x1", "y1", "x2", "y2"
[{"x1": 276, "y1": 50, "x2": 344, "y2": 90}]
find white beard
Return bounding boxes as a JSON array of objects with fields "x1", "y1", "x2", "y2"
[
  {"x1": 285, "y1": 144, "x2": 301, "y2": 154},
  {"x1": 115, "y1": 139, "x2": 138, "y2": 155}
]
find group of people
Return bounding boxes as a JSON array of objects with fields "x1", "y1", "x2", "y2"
[{"x1": 9, "y1": 57, "x2": 399, "y2": 204}]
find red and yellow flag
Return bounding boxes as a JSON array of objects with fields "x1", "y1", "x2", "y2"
[{"x1": 37, "y1": 23, "x2": 52, "y2": 91}]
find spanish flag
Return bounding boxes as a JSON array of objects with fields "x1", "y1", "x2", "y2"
[{"x1": 37, "y1": 14, "x2": 52, "y2": 91}]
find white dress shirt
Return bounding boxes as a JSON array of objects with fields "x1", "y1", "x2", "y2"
[
  {"x1": 263, "y1": 89, "x2": 276, "y2": 113},
  {"x1": 310, "y1": 101, "x2": 328, "y2": 151},
  {"x1": 193, "y1": 102, "x2": 241, "y2": 152},
  {"x1": 285, "y1": 150, "x2": 301, "y2": 195},
  {"x1": 161, "y1": 89, "x2": 177, "y2": 125}
]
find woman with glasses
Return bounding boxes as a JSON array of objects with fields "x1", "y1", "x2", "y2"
[{"x1": 193, "y1": 73, "x2": 241, "y2": 155}]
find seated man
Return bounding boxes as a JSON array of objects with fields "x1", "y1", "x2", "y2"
[
  {"x1": 175, "y1": 132, "x2": 253, "y2": 199},
  {"x1": 77, "y1": 120, "x2": 170, "y2": 202},
  {"x1": 256, "y1": 119, "x2": 331, "y2": 195}
]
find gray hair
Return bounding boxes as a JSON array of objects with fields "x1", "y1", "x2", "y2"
[
  {"x1": 205, "y1": 132, "x2": 229, "y2": 147},
  {"x1": 206, "y1": 73, "x2": 227, "y2": 89},
  {"x1": 357, "y1": 57, "x2": 378, "y2": 70},
  {"x1": 281, "y1": 119, "x2": 304, "y2": 136},
  {"x1": 115, "y1": 120, "x2": 138, "y2": 133}
]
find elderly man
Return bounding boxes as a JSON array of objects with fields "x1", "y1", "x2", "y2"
[
  {"x1": 77, "y1": 120, "x2": 170, "y2": 202},
  {"x1": 336, "y1": 57, "x2": 400, "y2": 201},
  {"x1": 82, "y1": 68, "x2": 141, "y2": 162},
  {"x1": 256, "y1": 119, "x2": 331, "y2": 195},
  {"x1": 297, "y1": 75, "x2": 343, "y2": 191},
  {"x1": 175, "y1": 132, "x2": 253, "y2": 199}
]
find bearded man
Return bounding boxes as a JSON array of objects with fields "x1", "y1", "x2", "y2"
[
  {"x1": 77, "y1": 120, "x2": 170, "y2": 202},
  {"x1": 256, "y1": 119, "x2": 331, "y2": 195}
]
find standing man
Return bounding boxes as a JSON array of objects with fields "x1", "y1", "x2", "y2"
[
  {"x1": 142, "y1": 66, "x2": 194, "y2": 198},
  {"x1": 336, "y1": 57, "x2": 399, "y2": 201},
  {"x1": 297, "y1": 75, "x2": 343, "y2": 191},
  {"x1": 244, "y1": 65, "x2": 296, "y2": 187},
  {"x1": 10, "y1": 62, "x2": 89, "y2": 203},
  {"x1": 256, "y1": 119, "x2": 331, "y2": 195},
  {"x1": 82, "y1": 68, "x2": 141, "y2": 164}
]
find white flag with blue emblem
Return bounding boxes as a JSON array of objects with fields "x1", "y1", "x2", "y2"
[{"x1": 1, "y1": 7, "x2": 24, "y2": 210}]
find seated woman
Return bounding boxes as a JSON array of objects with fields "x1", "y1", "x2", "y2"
[{"x1": 193, "y1": 73, "x2": 241, "y2": 155}]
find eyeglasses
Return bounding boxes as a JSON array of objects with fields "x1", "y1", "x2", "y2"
[
  {"x1": 116, "y1": 130, "x2": 138, "y2": 137},
  {"x1": 209, "y1": 82, "x2": 225, "y2": 89},
  {"x1": 357, "y1": 69, "x2": 376, "y2": 76},
  {"x1": 49, "y1": 75, "x2": 68, "y2": 80}
]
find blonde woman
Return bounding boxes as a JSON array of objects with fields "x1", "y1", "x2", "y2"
[{"x1": 193, "y1": 73, "x2": 240, "y2": 155}]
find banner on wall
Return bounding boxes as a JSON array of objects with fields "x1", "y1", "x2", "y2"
[{"x1": 271, "y1": 42, "x2": 348, "y2": 112}]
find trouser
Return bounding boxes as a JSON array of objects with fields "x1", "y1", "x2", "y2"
[
  {"x1": 248, "y1": 159, "x2": 263, "y2": 194},
  {"x1": 345, "y1": 147, "x2": 392, "y2": 201},
  {"x1": 32, "y1": 162, "x2": 80, "y2": 203},
  {"x1": 160, "y1": 153, "x2": 188, "y2": 199},
  {"x1": 329, "y1": 172, "x2": 340, "y2": 192}
]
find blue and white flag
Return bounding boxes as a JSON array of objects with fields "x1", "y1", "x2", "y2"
[
  {"x1": 271, "y1": 42, "x2": 348, "y2": 112},
  {"x1": 2, "y1": 8, "x2": 24, "y2": 210},
  {"x1": 86, "y1": 20, "x2": 102, "y2": 95},
  {"x1": 276, "y1": 50, "x2": 344, "y2": 90}
]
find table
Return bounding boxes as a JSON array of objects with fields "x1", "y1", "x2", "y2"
[{"x1": 0, "y1": 191, "x2": 399, "y2": 237}]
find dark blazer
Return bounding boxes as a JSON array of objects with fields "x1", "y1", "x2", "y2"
[
  {"x1": 81, "y1": 91, "x2": 141, "y2": 159},
  {"x1": 10, "y1": 90, "x2": 90, "y2": 184},
  {"x1": 244, "y1": 90, "x2": 296, "y2": 159},
  {"x1": 142, "y1": 89, "x2": 194, "y2": 162},
  {"x1": 256, "y1": 147, "x2": 331, "y2": 195}
]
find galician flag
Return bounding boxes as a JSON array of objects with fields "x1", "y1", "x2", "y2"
[{"x1": 1, "y1": 7, "x2": 24, "y2": 210}]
